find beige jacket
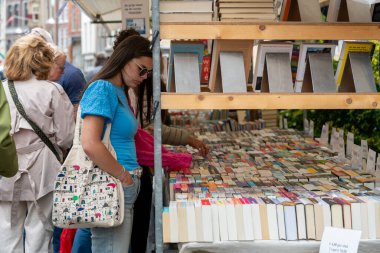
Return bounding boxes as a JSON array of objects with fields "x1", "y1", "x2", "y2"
[{"x1": 0, "y1": 77, "x2": 74, "y2": 201}]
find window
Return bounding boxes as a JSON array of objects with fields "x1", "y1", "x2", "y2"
[
  {"x1": 24, "y1": 2, "x2": 28, "y2": 26},
  {"x1": 48, "y1": 0, "x2": 55, "y2": 20},
  {"x1": 14, "y1": 4, "x2": 19, "y2": 27},
  {"x1": 32, "y1": 3, "x2": 40, "y2": 22},
  {"x1": 7, "y1": 5, "x2": 12, "y2": 27}
]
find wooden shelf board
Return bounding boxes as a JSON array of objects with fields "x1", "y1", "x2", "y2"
[
  {"x1": 161, "y1": 93, "x2": 380, "y2": 109},
  {"x1": 160, "y1": 22, "x2": 380, "y2": 40}
]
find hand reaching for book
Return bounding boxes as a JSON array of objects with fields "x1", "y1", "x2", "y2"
[{"x1": 186, "y1": 136, "x2": 208, "y2": 156}]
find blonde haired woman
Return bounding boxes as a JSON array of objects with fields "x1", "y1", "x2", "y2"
[{"x1": 0, "y1": 35, "x2": 74, "y2": 252}]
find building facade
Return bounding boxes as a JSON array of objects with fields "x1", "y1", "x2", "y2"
[{"x1": 2, "y1": 0, "x2": 85, "y2": 70}]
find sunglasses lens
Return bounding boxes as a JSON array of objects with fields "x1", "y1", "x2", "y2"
[{"x1": 139, "y1": 69, "x2": 147, "y2": 77}]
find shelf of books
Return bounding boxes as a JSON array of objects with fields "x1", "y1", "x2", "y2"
[
  {"x1": 160, "y1": 23, "x2": 380, "y2": 40},
  {"x1": 161, "y1": 93, "x2": 380, "y2": 110}
]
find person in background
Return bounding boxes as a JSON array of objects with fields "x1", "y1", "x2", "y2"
[
  {"x1": 30, "y1": 27, "x2": 86, "y2": 115},
  {"x1": 0, "y1": 35, "x2": 74, "y2": 252},
  {"x1": 80, "y1": 33, "x2": 152, "y2": 253},
  {"x1": 85, "y1": 52, "x2": 108, "y2": 82},
  {"x1": 30, "y1": 27, "x2": 86, "y2": 253},
  {"x1": 48, "y1": 44, "x2": 66, "y2": 82},
  {"x1": 0, "y1": 81, "x2": 18, "y2": 178}
]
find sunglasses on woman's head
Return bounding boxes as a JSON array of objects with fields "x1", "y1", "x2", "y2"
[{"x1": 133, "y1": 60, "x2": 153, "y2": 77}]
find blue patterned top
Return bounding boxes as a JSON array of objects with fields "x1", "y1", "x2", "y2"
[{"x1": 80, "y1": 80, "x2": 139, "y2": 171}]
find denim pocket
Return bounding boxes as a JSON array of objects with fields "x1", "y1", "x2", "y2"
[
  {"x1": 123, "y1": 180, "x2": 135, "y2": 189},
  {"x1": 123, "y1": 178, "x2": 139, "y2": 205}
]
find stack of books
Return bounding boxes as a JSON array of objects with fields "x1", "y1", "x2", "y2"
[
  {"x1": 163, "y1": 128, "x2": 379, "y2": 243},
  {"x1": 217, "y1": 0, "x2": 277, "y2": 21},
  {"x1": 159, "y1": 0, "x2": 214, "y2": 22}
]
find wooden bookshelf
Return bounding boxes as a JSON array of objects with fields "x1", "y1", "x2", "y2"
[
  {"x1": 161, "y1": 93, "x2": 380, "y2": 109},
  {"x1": 160, "y1": 22, "x2": 380, "y2": 40}
]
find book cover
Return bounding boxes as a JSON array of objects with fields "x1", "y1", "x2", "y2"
[
  {"x1": 220, "y1": 12, "x2": 277, "y2": 19},
  {"x1": 169, "y1": 201, "x2": 179, "y2": 242},
  {"x1": 201, "y1": 199, "x2": 214, "y2": 241},
  {"x1": 209, "y1": 40, "x2": 253, "y2": 92},
  {"x1": 241, "y1": 198, "x2": 255, "y2": 240},
  {"x1": 160, "y1": 0, "x2": 213, "y2": 13},
  {"x1": 280, "y1": 0, "x2": 291, "y2": 20},
  {"x1": 186, "y1": 201, "x2": 197, "y2": 241},
  {"x1": 295, "y1": 203, "x2": 307, "y2": 240},
  {"x1": 178, "y1": 201, "x2": 189, "y2": 242},
  {"x1": 168, "y1": 41, "x2": 205, "y2": 92},
  {"x1": 220, "y1": 2, "x2": 274, "y2": 8},
  {"x1": 262, "y1": 197, "x2": 279, "y2": 240},
  {"x1": 252, "y1": 42, "x2": 293, "y2": 91},
  {"x1": 201, "y1": 54, "x2": 211, "y2": 84},
  {"x1": 163, "y1": 207, "x2": 171, "y2": 243},
  {"x1": 335, "y1": 41, "x2": 374, "y2": 87},
  {"x1": 160, "y1": 12, "x2": 213, "y2": 22},
  {"x1": 283, "y1": 203, "x2": 298, "y2": 240},
  {"x1": 249, "y1": 197, "x2": 263, "y2": 240},
  {"x1": 216, "y1": 199, "x2": 229, "y2": 241},
  {"x1": 295, "y1": 43, "x2": 336, "y2": 92},
  {"x1": 322, "y1": 198, "x2": 344, "y2": 229},
  {"x1": 219, "y1": 8, "x2": 275, "y2": 14}
]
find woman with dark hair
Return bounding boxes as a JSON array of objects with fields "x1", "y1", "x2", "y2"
[{"x1": 80, "y1": 34, "x2": 152, "y2": 253}]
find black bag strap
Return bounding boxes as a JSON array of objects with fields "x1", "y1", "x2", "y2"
[{"x1": 8, "y1": 80, "x2": 62, "y2": 162}]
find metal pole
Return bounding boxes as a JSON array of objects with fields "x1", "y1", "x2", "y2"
[{"x1": 152, "y1": 0, "x2": 163, "y2": 251}]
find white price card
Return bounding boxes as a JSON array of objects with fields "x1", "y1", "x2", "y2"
[
  {"x1": 309, "y1": 120, "x2": 314, "y2": 138},
  {"x1": 304, "y1": 118, "x2": 309, "y2": 133},
  {"x1": 338, "y1": 137, "x2": 346, "y2": 161},
  {"x1": 346, "y1": 132, "x2": 354, "y2": 158},
  {"x1": 319, "y1": 227, "x2": 361, "y2": 253},
  {"x1": 351, "y1": 144, "x2": 362, "y2": 170},
  {"x1": 361, "y1": 140, "x2": 368, "y2": 160},
  {"x1": 376, "y1": 155, "x2": 380, "y2": 188},
  {"x1": 366, "y1": 149, "x2": 376, "y2": 173},
  {"x1": 330, "y1": 127, "x2": 337, "y2": 146},
  {"x1": 320, "y1": 123, "x2": 329, "y2": 144}
]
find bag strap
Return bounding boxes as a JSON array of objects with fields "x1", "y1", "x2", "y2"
[
  {"x1": 73, "y1": 107, "x2": 82, "y2": 146},
  {"x1": 75, "y1": 106, "x2": 115, "y2": 158},
  {"x1": 8, "y1": 80, "x2": 62, "y2": 162}
]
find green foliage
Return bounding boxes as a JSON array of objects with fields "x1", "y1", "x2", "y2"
[
  {"x1": 281, "y1": 41, "x2": 380, "y2": 153},
  {"x1": 282, "y1": 109, "x2": 380, "y2": 153}
]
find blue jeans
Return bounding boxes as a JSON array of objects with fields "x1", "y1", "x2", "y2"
[
  {"x1": 71, "y1": 228, "x2": 91, "y2": 253},
  {"x1": 91, "y1": 177, "x2": 140, "y2": 253},
  {"x1": 53, "y1": 227, "x2": 63, "y2": 253}
]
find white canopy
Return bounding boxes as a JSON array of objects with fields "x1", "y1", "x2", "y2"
[{"x1": 73, "y1": 0, "x2": 123, "y2": 32}]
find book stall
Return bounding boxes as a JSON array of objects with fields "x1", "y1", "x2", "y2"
[{"x1": 149, "y1": 0, "x2": 380, "y2": 252}]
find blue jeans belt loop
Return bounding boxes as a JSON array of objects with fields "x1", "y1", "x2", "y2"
[{"x1": 129, "y1": 167, "x2": 143, "y2": 178}]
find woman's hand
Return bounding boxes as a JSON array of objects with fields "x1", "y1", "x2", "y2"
[
  {"x1": 118, "y1": 170, "x2": 134, "y2": 187},
  {"x1": 187, "y1": 136, "x2": 208, "y2": 156}
]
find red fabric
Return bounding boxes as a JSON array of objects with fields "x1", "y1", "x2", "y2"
[
  {"x1": 134, "y1": 127, "x2": 192, "y2": 174},
  {"x1": 60, "y1": 229, "x2": 77, "y2": 253}
]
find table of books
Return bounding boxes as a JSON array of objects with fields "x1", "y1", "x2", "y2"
[{"x1": 162, "y1": 128, "x2": 380, "y2": 252}]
